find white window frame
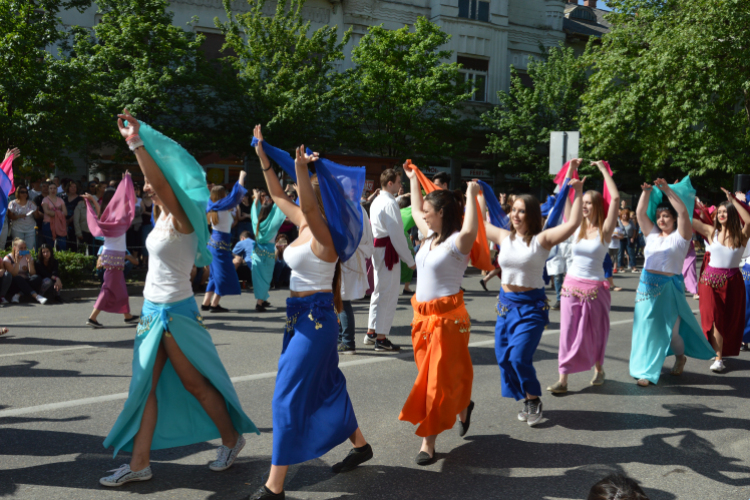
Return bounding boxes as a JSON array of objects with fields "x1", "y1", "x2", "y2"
[{"x1": 462, "y1": 70, "x2": 488, "y2": 102}]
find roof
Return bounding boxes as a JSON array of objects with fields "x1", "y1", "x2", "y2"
[{"x1": 563, "y1": 4, "x2": 611, "y2": 38}]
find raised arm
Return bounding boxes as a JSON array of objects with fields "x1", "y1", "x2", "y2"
[
  {"x1": 595, "y1": 161, "x2": 621, "y2": 239},
  {"x1": 455, "y1": 182, "x2": 480, "y2": 255},
  {"x1": 81, "y1": 193, "x2": 101, "y2": 217},
  {"x1": 691, "y1": 198, "x2": 714, "y2": 240},
  {"x1": 636, "y1": 183, "x2": 655, "y2": 236},
  {"x1": 294, "y1": 146, "x2": 336, "y2": 260},
  {"x1": 117, "y1": 109, "x2": 193, "y2": 234},
  {"x1": 654, "y1": 178, "x2": 691, "y2": 240},
  {"x1": 722, "y1": 187, "x2": 750, "y2": 239},
  {"x1": 563, "y1": 158, "x2": 582, "y2": 222},
  {"x1": 538, "y1": 177, "x2": 585, "y2": 250},
  {"x1": 253, "y1": 125, "x2": 302, "y2": 226},
  {"x1": 404, "y1": 164, "x2": 429, "y2": 239}
]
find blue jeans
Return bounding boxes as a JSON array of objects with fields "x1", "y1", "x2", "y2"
[
  {"x1": 338, "y1": 300, "x2": 355, "y2": 348},
  {"x1": 619, "y1": 238, "x2": 636, "y2": 269},
  {"x1": 553, "y1": 274, "x2": 565, "y2": 303},
  {"x1": 42, "y1": 222, "x2": 67, "y2": 250}
]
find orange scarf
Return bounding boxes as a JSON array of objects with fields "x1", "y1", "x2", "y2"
[{"x1": 403, "y1": 160, "x2": 493, "y2": 271}]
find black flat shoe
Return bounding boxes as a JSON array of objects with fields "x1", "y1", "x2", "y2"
[
  {"x1": 458, "y1": 400, "x2": 475, "y2": 437},
  {"x1": 256, "y1": 304, "x2": 267, "y2": 312},
  {"x1": 331, "y1": 443, "x2": 373, "y2": 473},
  {"x1": 402, "y1": 289, "x2": 414, "y2": 296},
  {"x1": 201, "y1": 304, "x2": 210, "y2": 311},
  {"x1": 262, "y1": 301, "x2": 271, "y2": 308},
  {"x1": 249, "y1": 485, "x2": 285, "y2": 500},
  {"x1": 479, "y1": 279, "x2": 488, "y2": 292},
  {"x1": 415, "y1": 449, "x2": 436, "y2": 466},
  {"x1": 210, "y1": 305, "x2": 229, "y2": 313}
]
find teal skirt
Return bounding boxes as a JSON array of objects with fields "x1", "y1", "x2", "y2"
[
  {"x1": 103, "y1": 297, "x2": 258, "y2": 457},
  {"x1": 629, "y1": 271, "x2": 715, "y2": 384},
  {"x1": 252, "y1": 242, "x2": 275, "y2": 301}
]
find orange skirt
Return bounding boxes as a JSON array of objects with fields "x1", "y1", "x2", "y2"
[{"x1": 399, "y1": 291, "x2": 473, "y2": 437}]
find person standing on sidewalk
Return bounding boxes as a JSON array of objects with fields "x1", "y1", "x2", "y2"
[{"x1": 365, "y1": 169, "x2": 415, "y2": 352}]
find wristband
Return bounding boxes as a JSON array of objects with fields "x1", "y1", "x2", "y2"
[{"x1": 126, "y1": 135, "x2": 144, "y2": 152}]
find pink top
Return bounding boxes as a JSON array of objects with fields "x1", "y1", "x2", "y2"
[{"x1": 41, "y1": 196, "x2": 64, "y2": 223}]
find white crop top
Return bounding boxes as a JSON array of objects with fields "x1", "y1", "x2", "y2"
[
  {"x1": 211, "y1": 210, "x2": 234, "y2": 234},
  {"x1": 497, "y1": 234, "x2": 550, "y2": 289},
  {"x1": 568, "y1": 233, "x2": 608, "y2": 281},
  {"x1": 415, "y1": 232, "x2": 470, "y2": 302},
  {"x1": 643, "y1": 226, "x2": 690, "y2": 275},
  {"x1": 284, "y1": 239, "x2": 338, "y2": 292},
  {"x1": 706, "y1": 231, "x2": 745, "y2": 269},
  {"x1": 103, "y1": 233, "x2": 127, "y2": 252},
  {"x1": 144, "y1": 214, "x2": 198, "y2": 303}
]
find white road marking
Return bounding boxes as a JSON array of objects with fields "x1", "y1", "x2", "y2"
[
  {"x1": 0, "y1": 309, "x2": 700, "y2": 418},
  {"x1": 0, "y1": 345, "x2": 96, "y2": 359}
]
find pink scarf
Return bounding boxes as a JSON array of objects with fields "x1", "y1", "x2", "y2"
[
  {"x1": 554, "y1": 161, "x2": 614, "y2": 215},
  {"x1": 86, "y1": 174, "x2": 136, "y2": 238},
  {"x1": 45, "y1": 197, "x2": 67, "y2": 241},
  {"x1": 0, "y1": 155, "x2": 15, "y2": 195}
]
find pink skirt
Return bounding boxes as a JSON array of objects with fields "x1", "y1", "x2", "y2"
[
  {"x1": 94, "y1": 250, "x2": 130, "y2": 314},
  {"x1": 558, "y1": 275, "x2": 611, "y2": 374},
  {"x1": 682, "y1": 241, "x2": 698, "y2": 294}
]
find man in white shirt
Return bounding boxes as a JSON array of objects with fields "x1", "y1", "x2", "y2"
[{"x1": 366, "y1": 169, "x2": 415, "y2": 352}]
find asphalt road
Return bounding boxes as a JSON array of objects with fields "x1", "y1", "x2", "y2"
[{"x1": 2, "y1": 269, "x2": 750, "y2": 500}]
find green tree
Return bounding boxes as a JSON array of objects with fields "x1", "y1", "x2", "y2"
[
  {"x1": 0, "y1": 0, "x2": 93, "y2": 174},
  {"x1": 217, "y1": 0, "x2": 350, "y2": 153},
  {"x1": 73, "y1": 0, "x2": 212, "y2": 165},
  {"x1": 580, "y1": 0, "x2": 750, "y2": 178},
  {"x1": 334, "y1": 17, "x2": 473, "y2": 160},
  {"x1": 482, "y1": 45, "x2": 588, "y2": 185}
]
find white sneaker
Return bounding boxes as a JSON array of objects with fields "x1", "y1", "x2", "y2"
[
  {"x1": 99, "y1": 464, "x2": 153, "y2": 487},
  {"x1": 209, "y1": 434, "x2": 246, "y2": 471},
  {"x1": 36, "y1": 296, "x2": 48, "y2": 305},
  {"x1": 363, "y1": 334, "x2": 376, "y2": 345},
  {"x1": 710, "y1": 359, "x2": 725, "y2": 372},
  {"x1": 11, "y1": 294, "x2": 20, "y2": 304}
]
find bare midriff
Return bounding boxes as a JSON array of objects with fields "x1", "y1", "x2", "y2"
[
  {"x1": 644, "y1": 270, "x2": 674, "y2": 277},
  {"x1": 502, "y1": 284, "x2": 536, "y2": 293},
  {"x1": 290, "y1": 289, "x2": 333, "y2": 298}
]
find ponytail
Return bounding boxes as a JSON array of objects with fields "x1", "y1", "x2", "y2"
[{"x1": 333, "y1": 260, "x2": 343, "y2": 314}]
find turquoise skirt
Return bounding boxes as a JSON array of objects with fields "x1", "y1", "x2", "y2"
[
  {"x1": 103, "y1": 297, "x2": 258, "y2": 457},
  {"x1": 629, "y1": 271, "x2": 714, "y2": 384}
]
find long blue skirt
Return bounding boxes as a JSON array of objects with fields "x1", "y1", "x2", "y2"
[
  {"x1": 630, "y1": 271, "x2": 715, "y2": 384},
  {"x1": 103, "y1": 297, "x2": 258, "y2": 457},
  {"x1": 743, "y1": 264, "x2": 750, "y2": 344},
  {"x1": 251, "y1": 242, "x2": 275, "y2": 301},
  {"x1": 495, "y1": 288, "x2": 549, "y2": 401},
  {"x1": 206, "y1": 230, "x2": 241, "y2": 297},
  {"x1": 272, "y1": 292, "x2": 359, "y2": 466}
]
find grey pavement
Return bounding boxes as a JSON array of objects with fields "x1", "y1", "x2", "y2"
[{"x1": 2, "y1": 269, "x2": 750, "y2": 500}]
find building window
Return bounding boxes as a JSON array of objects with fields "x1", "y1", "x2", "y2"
[
  {"x1": 458, "y1": 0, "x2": 490, "y2": 22},
  {"x1": 458, "y1": 56, "x2": 489, "y2": 102}
]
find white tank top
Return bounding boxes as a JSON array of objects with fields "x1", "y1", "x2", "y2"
[
  {"x1": 211, "y1": 210, "x2": 234, "y2": 234},
  {"x1": 497, "y1": 234, "x2": 550, "y2": 289},
  {"x1": 415, "y1": 232, "x2": 470, "y2": 302},
  {"x1": 568, "y1": 232, "x2": 608, "y2": 281},
  {"x1": 144, "y1": 214, "x2": 198, "y2": 303},
  {"x1": 643, "y1": 226, "x2": 690, "y2": 275},
  {"x1": 707, "y1": 231, "x2": 745, "y2": 269},
  {"x1": 284, "y1": 239, "x2": 337, "y2": 292},
  {"x1": 103, "y1": 233, "x2": 127, "y2": 252}
]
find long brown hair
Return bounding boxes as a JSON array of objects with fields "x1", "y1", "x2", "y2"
[
  {"x1": 255, "y1": 202, "x2": 273, "y2": 236},
  {"x1": 207, "y1": 185, "x2": 227, "y2": 226},
  {"x1": 424, "y1": 189, "x2": 462, "y2": 245},
  {"x1": 310, "y1": 174, "x2": 343, "y2": 313},
  {"x1": 714, "y1": 200, "x2": 743, "y2": 249},
  {"x1": 577, "y1": 190, "x2": 606, "y2": 243},
  {"x1": 510, "y1": 194, "x2": 543, "y2": 245}
]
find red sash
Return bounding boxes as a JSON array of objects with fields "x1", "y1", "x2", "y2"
[{"x1": 374, "y1": 237, "x2": 399, "y2": 270}]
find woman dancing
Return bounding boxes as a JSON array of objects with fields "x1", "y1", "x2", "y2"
[
  {"x1": 252, "y1": 126, "x2": 372, "y2": 500},
  {"x1": 486, "y1": 175, "x2": 584, "y2": 425},
  {"x1": 629, "y1": 178, "x2": 715, "y2": 386},
  {"x1": 100, "y1": 110, "x2": 257, "y2": 486},
  {"x1": 251, "y1": 188, "x2": 287, "y2": 312},
  {"x1": 399, "y1": 167, "x2": 479, "y2": 465},
  {"x1": 201, "y1": 172, "x2": 247, "y2": 313},
  {"x1": 83, "y1": 175, "x2": 139, "y2": 328},
  {"x1": 547, "y1": 160, "x2": 620, "y2": 394},
  {"x1": 691, "y1": 188, "x2": 750, "y2": 372}
]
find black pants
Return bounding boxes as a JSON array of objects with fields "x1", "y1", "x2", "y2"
[{"x1": 9, "y1": 274, "x2": 42, "y2": 298}]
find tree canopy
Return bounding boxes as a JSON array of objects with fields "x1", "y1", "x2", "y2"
[{"x1": 580, "y1": 0, "x2": 750, "y2": 178}]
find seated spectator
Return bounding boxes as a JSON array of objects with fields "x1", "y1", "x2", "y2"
[
  {"x1": 588, "y1": 474, "x2": 650, "y2": 500},
  {"x1": 3, "y1": 238, "x2": 47, "y2": 304},
  {"x1": 0, "y1": 253, "x2": 13, "y2": 305},
  {"x1": 191, "y1": 265, "x2": 210, "y2": 293},
  {"x1": 232, "y1": 230, "x2": 254, "y2": 284},
  {"x1": 34, "y1": 244, "x2": 64, "y2": 303},
  {"x1": 271, "y1": 235, "x2": 290, "y2": 289}
]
